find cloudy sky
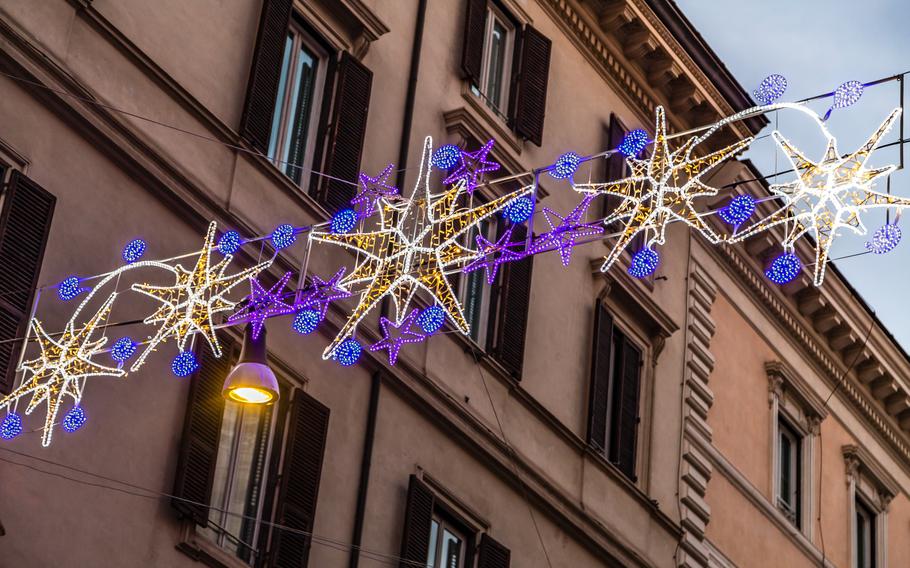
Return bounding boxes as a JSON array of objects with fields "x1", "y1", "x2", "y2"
[{"x1": 676, "y1": 0, "x2": 910, "y2": 350}]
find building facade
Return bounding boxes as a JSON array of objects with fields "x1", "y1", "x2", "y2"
[{"x1": 0, "y1": 0, "x2": 908, "y2": 567}]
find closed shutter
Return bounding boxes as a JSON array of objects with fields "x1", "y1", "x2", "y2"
[
  {"x1": 461, "y1": 0, "x2": 486, "y2": 84},
  {"x1": 317, "y1": 52, "x2": 372, "y2": 212},
  {"x1": 171, "y1": 335, "x2": 236, "y2": 525},
  {"x1": 398, "y1": 475, "x2": 435, "y2": 568},
  {"x1": 0, "y1": 171, "x2": 55, "y2": 394},
  {"x1": 586, "y1": 302, "x2": 613, "y2": 452},
  {"x1": 512, "y1": 26, "x2": 551, "y2": 146},
  {"x1": 240, "y1": 0, "x2": 294, "y2": 153},
  {"x1": 490, "y1": 224, "x2": 533, "y2": 378},
  {"x1": 615, "y1": 337, "x2": 641, "y2": 480},
  {"x1": 602, "y1": 115, "x2": 628, "y2": 218},
  {"x1": 268, "y1": 389, "x2": 330, "y2": 567},
  {"x1": 477, "y1": 533, "x2": 511, "y2": 568}
]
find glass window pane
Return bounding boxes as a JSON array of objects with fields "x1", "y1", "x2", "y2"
[
  {"x1": 268, "y1": 34, "x2": 295, "y2": 160},
  {"x1": 485, "y1": 19, "x2": 507, "y2": 111},
  {"x1": 426, "y1": 520, "x2": 440, "y2": 567},
  {"x1": 282, "y1": 44, "x2": 317, "y2": 183},
  {"x1": 441, "y1": 529, "x2": 462, "y2": 568}
]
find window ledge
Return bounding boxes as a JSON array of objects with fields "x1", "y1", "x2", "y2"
[{"x1": 176, "y1": 523, "x2": 253, "y2": 568}]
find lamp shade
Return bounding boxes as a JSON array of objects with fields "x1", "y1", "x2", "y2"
[{"x1": 222, "y1": 324, "x2": 280, "y2": 404}]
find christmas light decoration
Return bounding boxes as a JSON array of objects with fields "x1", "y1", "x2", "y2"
[
  {"x1": 310, "y1": 137, "x2": 532, "y2": 359},
  {"x1": 753, "y1": 74, "x2": 788, "y2": 105},
  {"x1": 228, "y1": 272, "x2": 296, "y2": 340},
  {"x1": 331, "y1": 208, "x2": 359, "y2": 234},
  {"x1": 61, "y1": 406, "x2": 86, "y2": 433},
  {"x1": 432, "y1": 144, "x2": 461, "y2": 170},
  {"x1": 58, "y1": 276, "x2": 87, "y2": 301},
  {"x1": 865, "y1": 223, "x2": 902, "y2": 254},
  {"x1": 528, "y1": 195, "x2": 603, "y2": 267},
  {"x1": 628, "y1": 248, "x2": 660, "y2": 279},
  {"x1": 0, "y1": 293, "x2": 123, "y2": 446},
  {"x1": 730, "y1": 108, "x2": 910, "y2": 285},
  {"x1": 218, "y1": 230, "x2": 242, "y2": 255},
  {"x1": 575, "y1": 106, "x2": 752, "y2": 273},
  {"x1": 271, "y1": 224, "x2": 296, "y2": 250},
  {"x1": 718, "y1": 194, "x2": 756, "y2": 227},
  {"x1": 334, "y1": 339, "x2": 362, "y2": 366},
  {"x1": 122, "y1": 239, "x2": 147, "y2": 264},
  {"x1": 1, "y1": 413, "x2": 22, "y2": 440},
  {"x1": 352, "y1": 164, "x2": 399, "y2": 217},
  {"x1": 416, "y1": 306, "x2": 446, "y2": 334},
  {"x1": 463, "y1": 226, "x2": 526, "y2": 284},
  {"x1": 442, "y1": 139, "x2": 501, "y2": 193},
  {"x1": 503, "y1": 196, "x2": 534, "y2": 224},
  {"x1": 833, "y1": 80, "x2": 864, "y2": 109},
  {"x1": 110, "y1": 337, "x2": 137, "y2": 363},
  {"x1": 130, "y1": 222, "x2": 270, "y2": 371},
  {"x1": 549, "y1": 152, "x2": 581, "y2": 180},
  {"x1": 297, "y1": 268, "x2": 352, "y2": 320},
  {"x1": 171, "y1": 351, "x2": 199, "y2": 377},
  {"x1": 292, "y1": 308, "x2": 322, "y2": 335},
  {"x1": 765, "y1": 252, "x2": 801, "y2": 285},
  {"x1": 370, "y1": 309, "x2": 427, "y2": 366},
  {"x1": 618, "y1": 129, "x2": 649, "y2": 157}
]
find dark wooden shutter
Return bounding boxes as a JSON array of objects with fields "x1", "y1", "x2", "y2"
[
  {"x1": 269, "y1": 389, "x2": 330, "y2": 567},
  {"x1": 586, "y1": 302, "x2": 613, "y2": 452},
  {"x1": 491, "y1": 224, "x2": 533, "y2": 378},
  {"x1": 0, "y1": 171, "x2": 55, "y2": 394},
  {"x1": 317, "y1": 52, "x2": 372, "y2": 212},
  {"x1": 461, "y1": 0, "x2": 486, "y2": 84},
  {"x1": 477, "y1": 533, "x2": 511, "y2": 568},
  {"x1": 398, "y1": 475, "x2": 435, "y2": 568},
  {"x1": 171, "y1": 335, "x2": 236, "y2": 525},
  {"x1": 602, "y1": 115, "x2": 628, "y2": 218},
  {"x1": 512, "y1": 26, "x2": 551, "y2": 146},
  {"x1": 240, "y1": 0, "x2": 294, "y2": 153},
  {"x1": 615, "y1": 337, "x2": 641, "y2": 480}
]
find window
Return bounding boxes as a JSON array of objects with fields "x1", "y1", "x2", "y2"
[
  {"x1": 855, "y1": 497, "x2": 876, "y2": 568},
  {"x1": 776, "y1": 417, "x2": 801, "y2": 527},
  {"x1": 472, "y1": 5, "x2": 515, "y2": 119},
  {"x1": 843, "y1": 444, "x2": 896, "y2": 568},
  {"x1": 458, "y1": 215, "x2": 496, "y2": 347},
  {"x1": 267, "y1": 22, "x2": 326, "y2": 187},
  {"x1": 427, "y1": 515, "x2": 468, "y2": 568}
]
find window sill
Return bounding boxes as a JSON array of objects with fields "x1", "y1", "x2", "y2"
[
  {"x1": 459, "y1": 82, "x2": 523, "y2": 157},
  {"x1": 177, "y1": 523, "x2": 254, "y2": 568}
]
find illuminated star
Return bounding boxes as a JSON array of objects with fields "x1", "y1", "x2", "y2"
[
  {"x1": 228, "y1": 272, "x2": 297, "y2": 339},
  {"x1": 369, "y1": 308, "x2": 427, "y2": 366},
  {"x1": 574, "y1": 106, "x2": 752, "y2": 272},
  {"x1": 310, "y1": 136, "x2": 532, "y2": 358},
  {"x1": 443, "y1": 139, "x2": 501, "y2": 193},
  {"x1": 130, "y1": 221, "x2": 271, "y2": 371},
  {"x1": 297, "y1": 268, "x2": 352, "y2": 320},
  {"x1": 463, "y1": 226, "x2": 526, "y2": 284},
  {"x1": 731, "y1": 108, "x2": 910, "y2": 286},
  {"x1": 528, "y1": 195, "x2": 604, "y2": 266},
  {"x1": 0, "y1": 293, "x2": 123, "y2": 447},
  {"x1": 351, "y1": 164, "x2": 399, "y2": 217}
]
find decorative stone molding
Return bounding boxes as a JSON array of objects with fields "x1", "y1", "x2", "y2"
[
  {"x1": 842, "y1": 445, "x2": 899, "y2": 510},
  {"x1": 765, "y1": 360, "x2": 828, "y2": 429}
]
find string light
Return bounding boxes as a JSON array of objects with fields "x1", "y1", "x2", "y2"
[
  {"x1": 331, "y1": 208, "x2": 359, "y2": 234},
  {"x1": 628, "y1": 248, "x2": 660, "y2": 278},
  {"x1": 296, "y1": 268, "x2": 351, "y2": 320},
  {"x1": 549, "y1": 152, "x2": 581, "y2": 180},
  {"x1": 833, "y1": 80, "x2": 864, "y2": 109},
  {"x1": 218, "y1": 230, "x2": 242, "y2": 255},
  {"x1": 1, "y1": 413, "x2": 22, "y2": 440},
  {"x1": 171, "y1": 351, "x2": 199, "y2": 377},
  {"x1": 58, "y1": 276, "x2": 87, "y2": 301},
  {"x1": 529, "y1": 195, "x2": 603, "y2": 266},
  {"x1": 432, "y1": 144, "x2": 461, "y2": 170},
  {"x1": 503, "y1": 197, "x2": 534, "y2": 223},
  {"x1": 61, "y1": 406, "x2": 86, "y2": 433},
  {"x1": 333, "y1": 339, "x2": 362, "y2": 367},
  {"x1": 416, "y1": 306, "x2": 446, "y2": 334},
  {"x1": 866, "y1": 223, "x2": 902, "y2": 254},
  {"x1": 463, "y1": 226, "x2": 526, "y2": 285},
  {"x1": 271, "y1": 224, "x2": 296, "y2": 250},
  {"x1": 369, "y1": 309, "x2": 427, "y2": 366},
  {"x1": 753, "y1": 74, "x2": 787, "y2": 105},
  {"x1": 442, "y1": 139, "x2": 501, "y2": 193},
  {"x1": 122, "y1": 239, "x2": 147, "y2": 264},
  {"x1": 110, "y1": 337, "x2": 137, "y2": 362},
  {"x1": 718, "y1": 194, "x2": 756, "y2": 227},
  {"x1": 765, "y1": 252, "x2": 801, "y2": 285},
  {"x1": 228, "y1": 272, "x2": 297, "y2": 340},
  {"x1": 352, "y1": 164, "x2": 399, "y2": 217},
  {"x1": 292, "y1": 308, "x2": 322, "y2": 335},
  {"x1": 618, "y1": 129, "x2": 649, "y2": 157}
]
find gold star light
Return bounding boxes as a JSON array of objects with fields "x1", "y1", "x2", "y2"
[
  {"x1": 574, "y1": 106, "x2": 753, "y2": 272},
  {"x1": 730, "y1": 108, "x2": 909, "y2": 286},
  {"x1": 130, "y1": 222, "x2": 271, "y2": 371},
  {"x1": 310, "y1": 137, "x2": 533, "y2": 358},
  {"x1": 0, "y1": 293, "x2": 123, "y2": 447}
]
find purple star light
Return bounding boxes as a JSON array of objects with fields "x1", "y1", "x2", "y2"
[
  {"x1": 351, "y1": 164, "x2": 399, "y2": 217},
  {"x1": 297, "y1": 267, "x2": 352, "y2": 320},
  {"x1": 228, "y1": 272, "x2": 297, "y2": 339},
  {"x1": 463, "y1": 227, "x2": 526, "y2": 285},
  {"x1": 369, "y1": 309, "x2": 427, "y2": 366},
  {"x1": 528, "y1": 195, "x2": 603, "y2": 266},
  {"x1": 442, "y1": 139, "x2": 501, "y2": 193}
]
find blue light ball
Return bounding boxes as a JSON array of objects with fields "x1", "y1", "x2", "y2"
[
  {"x1": 271, "y1": 224, "x2": 296, "y2": 250},
  {"x1": 628, "y1": 248, "x2": 660, "y2": 279},
  {"x1": 833, "y1": 80, "x2": 864, "y2": 109},
  {"x1": 503, "y1": 197, "x2": 534, "y2": 224},
  {"x1": 58, "y1": 276, "x2": 84, "y2": 301},
  {"x1": 62, "y1": 407, "x2": 86, "y2": 433},
  {"x1": 292, "y1": 308, "x2": 322, "y2": 335},
  {"x1": 549, "y1": 152, "x2": 581, "y2": 180},
  {"x1": 752, "y1": 74, "x2": 788, "y2": 105},
  {"x1": 122, "y1": 239, "x2": 147, "y2": 264},
  {"x1": 1, "y1": 413, "x2": 23, "y2": 440},
  {"x1": 334, "y1": 339, "x2": 362, "y2": 367},
  {"x1": 110, "y1": 337, "x2": 137, "y2": 362},
  {"x1": 765, "y1": 253, "x2": 801, "y2": 285},
  {"x1": 417, "y1": 306, "x2": 446, "y2": 334},
  {"x1": 172, "y1": 351, "x2": 199, "y2": 377},
  {"x1": 867, "y1": 223, "x2": 902, "y2": 254},
  {"x1": 432, "y1": 144, "x2": 461, "y2": 170},
  {"x1": 218, "y1": 230, "x2": 242, "y2": 255},
  {"x1": 718, "y1": 195, "x2": 756, "y2": 226},
  {"x1": 618, "y1": 129, "x2": 649, "y2": 157},
  {"x1": 331, "y1": 208, "x2": 358, "y2": 234}
]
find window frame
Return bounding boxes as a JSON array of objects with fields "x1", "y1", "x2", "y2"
[
  {"x1": 476, "y1": 3, "x2": 516, "y2": 120},
  {"x1": 843, "y1": 444, "x2": 897, "y2": 568},
  {"x1": 776, "y1": 414, "x2": 802, "y2": 527},
  {"x1": 427, "y1": 513, "x2": 470, "y2": 568},
  {"x1": 455, "y1": 201, "x2": 498, "y2": 349}
]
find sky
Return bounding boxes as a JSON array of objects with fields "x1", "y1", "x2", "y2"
[{"x1": 675, "y1": 0, "x2": 910, "y2": 350}]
